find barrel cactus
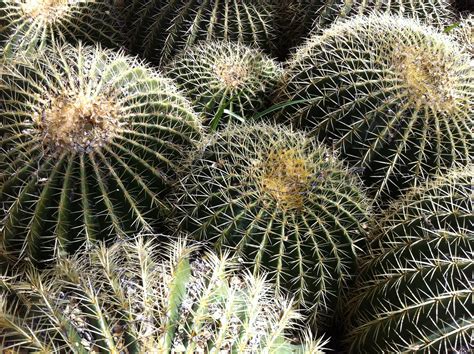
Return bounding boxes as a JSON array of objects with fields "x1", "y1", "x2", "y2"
[
  {"x1": 174, "y1": 122, "x2": 369, "y2": 325},
  {"x1": 0, "y1": 237, "x2": 328, "y2": 353},
  {"x1": 166, "y1": 41, "x2": 283, "y2": 128},
  {"x1": 271, "y1": 0, "x2": 454, "y2": 57},
  {"x1": 0, "y1": 44, "x2": 202, "y2": 266},
  {"x1": 345, "y1": 166, "x2": 473, "y2": 353},
  {"x1": 0, "y1": 0, "x2": 123, "y2": 56},
  {"x1": 124, "y1": 0, "x2": 277, "y2": 66},
  {"x1": 278, "y1": 15, "x2": 473, "y2": 202},
  {"x1": 313, "y1": 0, "x2": 454, "y2": 29}
]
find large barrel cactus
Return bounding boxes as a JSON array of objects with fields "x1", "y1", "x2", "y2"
[
  {"x1": 124, "y1": 0, "x2": 277, "y2": 66},
  {"x1": 175, "y1": 122, "x2": 369, "y2": 325},
  {"x1": 278, "y1": 15, "x2": 473, "y2": 202},
  {"x1": 314, "y1": 0, "x2": 454, "y2": 29},
  {"x1": 166, "y1": 41, "x2": 283, "y2": 127},
  {"x1": 345, "y1": 167, "x2": 474, "y2": 352},
  {"x1": 0, "y1": 44, "x2": 202, "y2": 266},
  {"x1": 0, "y1": 0, "x2": 123, "y2": 56},
  {"x1": 271, "y1": 0, "x2": 453, "y2": 57},
  {"x1": 0, "y1": 237, "x2": 328, "y2": 353}
]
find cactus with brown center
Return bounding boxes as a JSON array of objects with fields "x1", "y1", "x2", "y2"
[
  {"x1": 278, "y1": 15, "x2": 473, "y2": 203},
  {"x1": 0, "y1": 43, "x2": 202, "y2": 267},
  {"x1": 174, "y1": 122, "x2": 370, "y2": 326}
]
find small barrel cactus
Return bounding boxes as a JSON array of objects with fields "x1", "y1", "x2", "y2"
[
  {"x1": 166, "y1": 41, "x2": 283, "y2": 127},
  {"x1": 0, "y1": 0, "x2": 123, "y2": 56},
  {"x1": 0, "y1": 237, "x2": 328, "y2": 353},
  {"x1": 124, "y1": 0, "x2": 277, "y2": 66},
  {"x1": 345, "y1": 166, "x2": 474, "y2": 353},
  {"x1": 278, "y1": 15, "x2": 473, "y2": 202},
  {"x1": 174, "y1": 122, "x2": 369, "y2": 325},
  {"x1": 0, "y1": 44, "x2": 202, "y2": 266}
]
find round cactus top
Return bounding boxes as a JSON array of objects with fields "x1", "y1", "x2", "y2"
[
  {"x1": 257, "y1": 148, "x2": 312, "y2": 210},
  {"x1": 33, "y1": 91, "x2": 121, "y2": 151},
  {"x1": 19, "y1": 0, "x2": 72, "y2": 21}
]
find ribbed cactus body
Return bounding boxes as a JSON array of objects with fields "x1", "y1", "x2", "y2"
[
  {"x1": 0, "y1": 237, "x2": 328, "y2": 353},
  {"x1": 272, "y1": 0, "x2": 453, "y2": 58},
  {"x1": 314, "y1": 0, "x2": 454, "y2": 29},
  {"x1": 0, "y1": 44, "x2": 202, "y2": 266},
  {"x1": 345, "y1": 167, "x2": 474, "y2": 353},
  {"x1": 166, "y1": 41, "x2": 283, "y2": 126},
  {"x1": 125, "y1": 0, "x2": 276, "y2": 66},
  {"x1": 0, "y1": 0, "x2": 123, "y2": 56},
  {"x1": 175, "y1": 123, "x2": 369, "y2": 325},
  {"x1": 279, "y1": 15, "x2": 473, "y2": 202}
]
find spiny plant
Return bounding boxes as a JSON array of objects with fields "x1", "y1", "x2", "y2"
[
  {"x1": 271, "y1": 0, "x2": 454, "y2": 57},
  {"x1": 449, "y1": 14, "x2": 473, "y2": 56},
  {"x1": 166, "y1": 41, "x2": 283, "y2": 129},
  {"x1": 0, "y1": 237, "x2": 328, "y2": 353},
  {"x1": 123, "y1": 0, "x2": 277, "y2": 66},
  {"x1": 278, "y1": 14, "x2": 473, "y2": 202},
  {"x1": 174, "y1": 122, "x2": 369, "y2": 326},
  {"x1": 344, "y1": 166, "x2": 474, "y2": 353},
  {"x1": 313, "y1": 0, "x2": 454, "y2": 29},
  {"x1": 0, "y1": 43, "x2": 202, "y2": 267},
  {"x1": 0, "y1": 0, "x2": 123, "y2": 56}
]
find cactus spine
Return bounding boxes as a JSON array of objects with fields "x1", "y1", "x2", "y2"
[
  {"x1": 0, "y1": 0, "x2": 123, "y2": 56},
  {"x1": 0, "y1": 237, "x2": 328, "y2": 353},
  {"x1": 175, "y1": 122, "x2": 369, "y2": 325},
  {"x1": 124, "y1": 0, "x2": 277, "y2": 66},
  {"x1": 0, "y1": 44, "x2": 202, "y2": 266},
  {"x1": 278, "y1": 15, "x2": 473, "y2": 202},
  {"x1": 166, "y1": 41, "x2": 283, "y2": 127},
  {"x1": 345, "y1": 167, "x2": 474, "y2": 353}
]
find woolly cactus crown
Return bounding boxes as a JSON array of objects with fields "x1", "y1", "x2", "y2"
[
  {"x1": 0, "y1": 43, "x2": 202, "y2": 266},
  {"x1": 0, "y1": 237, "x2": 328, "y2": 353},
  {"x1": 279, "y1": 14, "x2": 473, "y2": 201}
]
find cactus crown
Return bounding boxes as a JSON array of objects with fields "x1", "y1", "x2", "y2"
[
  {"x1": 256, "y1": 148, "x2": 311, "y2": 210},
  {"x1": 0, "y1": 237, "x2": 327, "y2": 353},
  {"x1": 34, "y1": 88, "x2": 121, "y2": 153},
  {"x1": 19, "y1": 0, "x2": 68, "y2": 20},
  {"x1": 391, "y1": 43, "x2": 458, "y2": 113}
]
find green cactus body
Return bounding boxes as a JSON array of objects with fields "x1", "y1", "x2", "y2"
[
  {"x1": 166, "y1": 41, "x2": 283, "y2": 127},
  {"x1": 314, "y1": 0, "x2": 454, "y2": 29},
  {"x1": 345, "y1": 167, "x2": 474, "y2": 353},
  {"x1": 175, "y1": 122, "x2": 369, "y2": 325},
  {"x1": 0, "y1": 237, "x2": 328, "y2": 353},
  {"x1": 125, "y1": 0, "x2": 277, "y2": 66},
  {"x1": 0, "y1": 44, "x2": 202, "y2": 267},
  {"x1": 279, "y1": 15, "x2": 473, "y2": 202},
  {"x1": 271, "y1": 0, "x2": 453, "y2": 58},
  {"x1": 0, "y1": 0, "x2": 123, "y2": 56}
]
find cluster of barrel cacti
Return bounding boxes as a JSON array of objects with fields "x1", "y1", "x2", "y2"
[{"x1": 1, "y1": 0, "x2": 472, "y2": 352}]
